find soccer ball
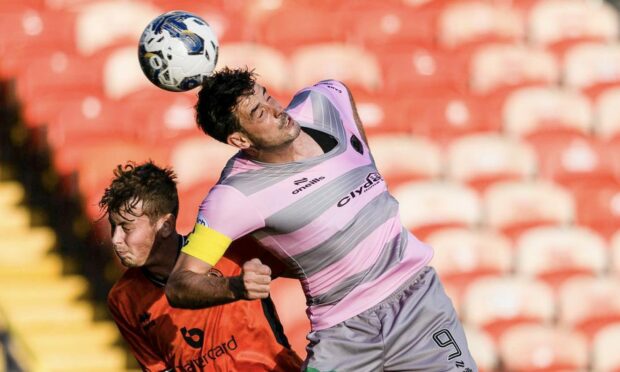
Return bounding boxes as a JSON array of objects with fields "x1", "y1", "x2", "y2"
[{"x1": 138, "y1": 10, "x2": 219, "y2": 92}]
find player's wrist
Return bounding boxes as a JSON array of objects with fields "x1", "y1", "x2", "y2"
[{"x1": 228, "y1": 275, "x2": 247, "y2": 300}]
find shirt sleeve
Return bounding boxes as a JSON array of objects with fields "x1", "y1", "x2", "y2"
[
  {"x1": 107, "y1": 294, "x2": 169, "y2": 372},
  {"x1": 311, "y1": 80, "x2": 362, "y2": 136},
  {"x1": 182, "y1": 184, "x2": 265, "y2": 266}
]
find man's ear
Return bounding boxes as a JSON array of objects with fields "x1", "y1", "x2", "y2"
[
  {"x1": 227, "y1": 131, "x2": 252, "y2": 150},
  {"x1": 157, "y1": 214, "x2": 175, "y2": 238}
]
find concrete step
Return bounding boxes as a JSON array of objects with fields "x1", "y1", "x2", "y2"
[
  {"x1": 0, "y1": 227, "x2": 56, "y2": 262},
  {"x1": 0, "y1": 182, "x2": 24, "y2": 207},
  {"x1": 0, "y1": 206, "x2": 30, "y2": 229},
  {"x1": 0, "y1": 276, "x2": 88, "y2": 302},
  {"x1": 0, "y1": 254, "x2": 64, "y2": 278}
]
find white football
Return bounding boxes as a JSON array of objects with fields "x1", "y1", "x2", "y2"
[{"x1": 138, "y1": 10, "x2": 219, "y2": 92}]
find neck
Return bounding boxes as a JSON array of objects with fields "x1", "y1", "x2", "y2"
[
  {"x1": 143, "y1": 231, "x2": 181, "y2": 282},
  {"x1": 250, "y1": 130, "x2": 324, "y2": 163}
]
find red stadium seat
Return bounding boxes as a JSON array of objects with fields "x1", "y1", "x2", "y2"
[
  {"x1": 446, "y1": 133, "x2": 537, "y2": 192},
  {"x1": 438, "y1": 1, "x2": 525, "y2": 52},
  {"x1": 73, "y1": 0, "x2": 162, "y2": 56},
  {"x1": 368, "y1": 134, "x2": 443, "y2": 188},
  {"x1": 378, "y1": 45, "x2": 469, "y2": 97},
  {"x1": 252, "y1": 4, "x2": 346, "y2": 52},
  {"x1": 528, "y1": 0, "x2": 619, "y2": 57},
  {"x1": 392, "y1": 181, "x2": 481, "y2": 240},
  {"x1": 462, "y1": 276, "x2": 555, "y2": 340},
  {"x1": 502, "y1": 86, "x2": 593, "y2": 139},
  {"x1": 216, "y1": 42, "x2": 291, "y2": 98},
  {"x1": 594, "y1": 86, "x2": 620, "y2": 141},
  {"x1": 563, "y1": 42, "x2": 620, "y2": 99},
  {"x1": 558, "y1": 276, "x2": 620, "y2": 341},
  {"x1": 469, "y1": 43, "x2": 559, "y2": 95},
  {"x1": 612, "y1": 232, "x2": 620, "y2": 277},
  {"x1": 290, "y1": 43, "x2": 382, "y2": 94},
  {"x1": 525, "y1": 132, "x2": 615, "y2": 192},
  {"x1": 592, "y1": 324, "x2": 620, "y2": 372},
  {"x1": 426, "y1": 227, "x2": 513, "y2": 302},
  {"x1": 341, "y1": 0, "x2": 437, "y2": 49},
  {"x1": 463, "y1": 326, "x2": 498, "y2": 372},
  {"x1": 572, "y1": 179, "x2": 620, "y2": 239},
  {"x1": 102, "y1": 45, "x2": 154, "y2": 99},
  {"x1": 168, "y1": 136, "x2": 238, "y2": 192},
  {"x1": 498, "y1": 324, "x2": 589, "y2": 372},
  {"x1": 515, "y1": 226, "x2": 607, "y2": 289},
  {"x1": 482, "y1": 180, "x2": 574, "y2": 239}
]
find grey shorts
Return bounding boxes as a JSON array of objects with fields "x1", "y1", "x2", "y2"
[{"x1": 303, "y1": 267, "x2": 477, "y2": 372}]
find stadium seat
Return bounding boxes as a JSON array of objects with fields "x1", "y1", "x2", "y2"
[
  {"x1": 378, "y1": 45, "x2": 469, "y2": 97},
  {"x1": 252, "y1": 3, "x2": 346, "y2": 52},
  {"x1": 563, "y1": 42, "x2": 620, "y2": 99},
  {"x1": 392, "y1": 181, "x2": 481, "y2": 240},
  {"x1": 469, "y1": 43, "x2": 559, "y2": 95},
  {"x1": 169, "y1": 135, "x2": 237, "y2": 192},
  {"x1": 498, "y1": 324, "x2": 589, "y2": 372},
  {"x1": 101, "y1": 45, "x2": 154, "y2": 99},
  {"x1": 515, "y1": 226, "x2": 608, "y2": 288},
  {"x1": 438, "y1": 1, "x2": 524, "y2": 51},
  {"x1": 592, "y1": 324, "x2": 620, "y2": 372},
  {"x1": 572, "y1": 179, "x2": 620, "y2": 239},
  {"x1": 14, "y1": 51, "x2": 105, "y2": 112},
  {"x1": 525, "y1": 132, "x2": 615, "y2": 191},
  {"x1": 426, "y1": 227, "x2": 513, "y2": 302},
  {"x1": 446, "y1": 133, "x2": 537, "y2": 192},
  {"x1": 74, "y1": 0, "x2": 162, "y2": 56},
  {"x1": 462, "y1": 276, "x2": 556, "y2": 340},
  {"x1": 482, "y1": 180, "x2": 574, "y2": 239},
  {"x1": 216, "y1": 42, "x2": 291, "y2": 98},
  {"x1": 290, "y1": 43, "x2": 382, "y2": 94},
  {"x1": 367, "y1": 134, "x2": 442, "y2": 188},
  {"x1": 612, "y1": 231, "x2": 620, "y2": 277},
  {"x1": 594, "y1": 86, "x2": 620, "y2": 140},
  {"x1": 463, "y1": 326, "x2": 498, "y2": 372},
  {"x1": 528, "y1": 0, "x2": 619, "y2": 57},
  {"x1": 118, "y1": 88, "x2": 197, "y2": 144},
  {"x1": 558, "y1": 276, "x2": 620, "y2": 341},
  {"x1": 502, "y1": 86, "x2": 593, "y2": 139},
  {"x1": 401, "y1": 90, "x2": 500, "y2": 145},
  {"x1": 341, "y1": 0, "x2": 437, "y2": 49}
]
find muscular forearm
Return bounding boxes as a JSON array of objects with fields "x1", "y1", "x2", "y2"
[{"x1": 165, "y1": 270, "x2": 245, "y2": 309}]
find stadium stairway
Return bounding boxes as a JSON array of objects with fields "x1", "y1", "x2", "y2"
[{"x1": 0, "y1": 178, "x2": 127, "y2": 371}]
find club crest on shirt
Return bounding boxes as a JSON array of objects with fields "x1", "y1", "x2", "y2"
[{"x1": 197, "y1": 217, "x2": 209, "y2": 227}]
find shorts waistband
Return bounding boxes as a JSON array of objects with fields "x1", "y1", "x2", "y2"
[{"x1": 368, "y1": 266, "x2": 433, "y2": 312}]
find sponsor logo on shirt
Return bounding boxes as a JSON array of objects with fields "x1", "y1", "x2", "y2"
[
  {"x1": 337, "y1": 172, "x2": 384, "y2": 207},
  {"x1": 292, "y1": 176, "x2": 325, "y2": 194},
  {"x1": 174, "y1": 335, "x2": 238, "y2": 371}
]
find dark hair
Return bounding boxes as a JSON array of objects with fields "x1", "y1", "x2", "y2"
[
  {"x1": 195, "y1": 67, "x2": 256, "y2": 143},
  {"x1": 99, "y1": 161, "x2": 179, "y2": 222}
]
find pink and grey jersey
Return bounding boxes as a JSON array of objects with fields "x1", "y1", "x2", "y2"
[{"x1": 196, "y1": 80, "x2": 433, "y2": 330}]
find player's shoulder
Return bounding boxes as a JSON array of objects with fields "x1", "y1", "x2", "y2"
[{"x1": 107, "y1": 268, "x2": 149, "y2": 305}]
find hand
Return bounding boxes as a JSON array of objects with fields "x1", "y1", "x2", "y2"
[{"x1": 241, "y1": 258, "x2": 272, "y2": 300}]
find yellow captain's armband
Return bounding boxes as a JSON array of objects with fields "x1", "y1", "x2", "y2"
[{"x1": 181, "y1": 224, "x2": 232, "y2": 265}]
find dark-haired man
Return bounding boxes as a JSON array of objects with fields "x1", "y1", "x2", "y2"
[
  {"x1": 166, "y1": 68, "x2": 477, "y2": 371},
  {"x1": 100, "y1": 161, "x2": 302, "y2": 371}
]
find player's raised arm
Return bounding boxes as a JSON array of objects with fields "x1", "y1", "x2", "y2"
[{"x1": 166, "y1": 252, "x2": 271, "y2": 309}]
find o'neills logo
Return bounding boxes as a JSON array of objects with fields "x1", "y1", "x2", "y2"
[
  {"x1": 337, "y1": 173, "x2": 383, "y2": 207},
  {"x1": 174, "y1": 335, "x2": 238, "y2": 371},
  {"x1": 292, "y1": 176, "x2": 325, "y2": 194}
]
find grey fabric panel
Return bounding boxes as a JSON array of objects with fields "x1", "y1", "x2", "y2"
[
  {"x1": 303, "y1": 268, "x2": 479, "y2": 372},
  {"x1": 220, "y1": 159, "x2": 318, "y2": 195},
  {"x1": 308, "y1": 226, "x2": 408, "y2": 306},
  {"x1": 293, "y1": 192, "x2": 399, "y2": 277},
  {"x1": 262, "y1": 165, "x2": 381, "y2": 234}
]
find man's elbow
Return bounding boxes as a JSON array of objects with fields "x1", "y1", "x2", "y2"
[{"x1": 165, "y1": 273, "x2": 190, "y2": 308}]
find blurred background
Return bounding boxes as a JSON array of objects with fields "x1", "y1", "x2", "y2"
[{"x1": 1, "y1": 0, "x2": 620, "y2": 370}]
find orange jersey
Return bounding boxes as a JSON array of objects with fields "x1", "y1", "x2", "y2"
[{"x1": 107, "y1": 236, "x2": 302, "y2": 372}]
